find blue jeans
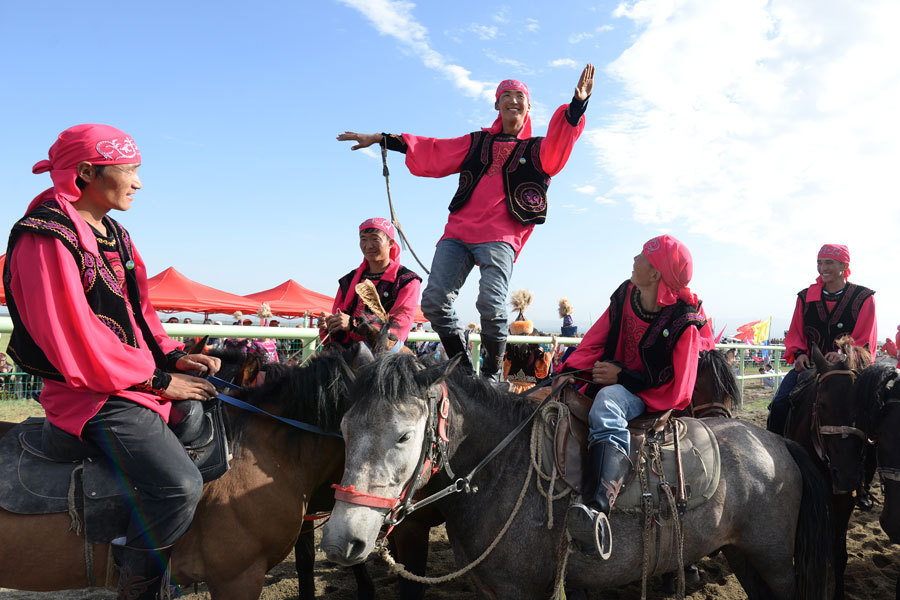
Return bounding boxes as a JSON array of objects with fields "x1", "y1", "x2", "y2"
[
  {"x1": 421, "y1": 239, "x2": 515, "y2": 342},
  {"x1": 587, "y1": 384, "x2": 647, "y2": 455},
  {"x1": 766, "y1": 367, "x2": 800, "y2": 434}
]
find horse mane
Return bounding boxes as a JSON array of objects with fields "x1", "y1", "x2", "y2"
[
  {"x1": 699, "y1": 349, "x2": 742, "y2": 410},
  {"x1": 851, "y1": 363, "x2": 898, "y2": 434},
  {"x1": 834, "y1": 335, "x2": 871, "y2": 370},
  {"x1": 351, "y1": 353, "x2": 535, "y2": 424},
  {"x1": 232, "y1": 351, "x2": 353, "y2": 453}
]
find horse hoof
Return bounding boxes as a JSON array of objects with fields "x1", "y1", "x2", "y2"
[{"x1": 685, "y1": 563, "x2": 700, "y2": 584}]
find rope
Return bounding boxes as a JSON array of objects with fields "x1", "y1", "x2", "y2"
[
  {"x1": 378, "y1": 421, "x2": 538, "y2": 584},
  {"x1": 381, "y1": 143, "x2": 430, "y2": 275},
  {"x1": 650, "y1": 441, "x2": 685, "y2": 600},
  {"x1": 639, "y1": 449, "x2": 652, "y2": 600},
  {"x1": 550, "y1": 511, "x2": 574, "y2": 600}
]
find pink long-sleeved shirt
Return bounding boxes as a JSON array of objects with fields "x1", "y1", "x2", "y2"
[
  {"x1": 562, "y1": 284, "x2": 702, "y2": 412},
  {"x1": 783, "y1": 288, "x2": 876, "y2": 363},
  {"x1": 401, "y1": 103, "x2": 585, "y2": 259},
  {"x1": 9, "y1": 232, "x2": 183, "y2": 436}
]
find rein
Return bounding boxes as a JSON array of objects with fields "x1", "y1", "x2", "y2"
[
  {"x1": 206, "y1": 375, "x2": 343, "y2": 439},
  {"x1": 380, "y1": 139, "x2": 430, "y2": 275},
  {"x1": 332, "y1": 376, "x2": 567, "y2": 534}
]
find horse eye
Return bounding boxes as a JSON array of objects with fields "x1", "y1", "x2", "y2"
[{"x1": 398, "y1": 432, "x2": 412, "y2": 444}]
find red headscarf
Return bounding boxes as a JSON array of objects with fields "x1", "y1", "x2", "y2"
[
  {"x1": 484, "y1": 79, "x2": 532, "y2": 139},
  {"x1": 28, "y1": 124, "x2": 141, "y2": 255},
  {"x1": 807, "y1": 243, "x2": 851, "y2": 301},
  {"x1": 359, "y1": 217, "x2": 400, "y2": 260},
  {"x1": 642, "y1": 235, "x2": 699, "y2": 306}
]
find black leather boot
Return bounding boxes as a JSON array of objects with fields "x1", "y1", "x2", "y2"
[
  {"x1": 112, "y1": 544, "x2": 172, "y2": 600},
  {"x1": 567, "y1": 443, "x2": 632, "y2": 557},
  {"x1": 438, "y1": 331, "x2": 474, "y2": 376},
  {"x1": 479, "y1": 337, "x2": 507, "y2": 383}
]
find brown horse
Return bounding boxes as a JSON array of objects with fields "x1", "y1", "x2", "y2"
[
  {"x1": 0, "y1": 348, "x2": 355, "y2": 599},
  {"x1": 785, "y1": 337, "x2": 872, "y2": 599}
]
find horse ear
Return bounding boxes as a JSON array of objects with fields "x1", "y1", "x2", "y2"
[
  {"x1": 239, "y1": 353, "x2": 262, "y2": 387},
  {"x1": 811, "y1": 343, "x2": 828, "y2": 372},
  {"x1": 185, "y1": 335, "x2": 209, "y2": 355},
  {"x1": 414, "y1": 354, "x2": 463, "y2": 389},
  {"x1": 348, "y1": 342, "x2": 375, "y2": 371}
]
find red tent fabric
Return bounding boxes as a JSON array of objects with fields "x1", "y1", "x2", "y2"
[
  {"x1": 412, "y1": 306, "x2": 427, "y2": 323},
  {"x1": 245, "y1": 279, "x2": 334, "y2": 317},
  {"x1": 147, "y1": 267, "x2": 260, "y2": 314}
]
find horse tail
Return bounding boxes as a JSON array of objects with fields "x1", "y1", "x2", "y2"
[
  {"x1": 699, "y1": 349, "x2": 742, "y2": 411},
  {"x1": 785, "y1": 438, "x2": 833, "y2": 599}
]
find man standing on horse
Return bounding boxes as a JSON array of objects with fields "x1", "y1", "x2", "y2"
[
  {"x1": 560, "y1": 235, "x2": 712, "y2": 553},
  {"x1": 3, "y1": 124, "x2": 221, "y2": 600},
  {"x1": 766, "y1": 244, "x2": 876, "y2": 435},
  {"x1": 320, "y1": 217, "x2": 422, "y2": 351},
  {"x1": 337, "y1": 64, "x2": 593, "y2": 381}
]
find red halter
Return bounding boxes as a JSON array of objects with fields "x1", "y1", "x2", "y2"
[{"x1": 331, "y1": 382, "x2": 451, "y2": 525}]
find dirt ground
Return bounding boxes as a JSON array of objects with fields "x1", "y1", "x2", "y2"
[{"x1": 2, "y1": 386, "x2": 897, "y2": 599}]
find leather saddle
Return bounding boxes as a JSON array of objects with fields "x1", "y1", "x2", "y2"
[
  {"x1": 529, "y1": 385, "x2": 720, "y2": 513},
  {"x1": 0, "y1": 399, "x2": 231, "y2": 544}
]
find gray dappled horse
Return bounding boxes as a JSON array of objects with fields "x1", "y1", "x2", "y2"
[{"x1": 322, "y1": 352, "x2": 832, "y2": 599}]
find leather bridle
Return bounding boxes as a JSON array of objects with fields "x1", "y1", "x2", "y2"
[{"x1": 811, "y1": 369, "x2": 865, "y2": 466}]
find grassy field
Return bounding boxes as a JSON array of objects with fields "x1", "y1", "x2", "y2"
[{"x1": 0, "y1": 399, "x2": 45, "y2": 423}]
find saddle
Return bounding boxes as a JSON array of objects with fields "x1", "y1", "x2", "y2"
[
  {"x1": 529, "y1": 386, "x2": 720, "y2": 513},
  {"x1": 0, "y1": 399, "x2": 231, "y2": 544}
]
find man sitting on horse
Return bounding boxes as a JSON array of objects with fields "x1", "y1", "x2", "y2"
[
  {"x1": 766, "y1": 244, "x2": 876, "y2": 435},
  {"x1": 336, "y1": 65, "x2": 593, "y2": 381},
  {"x1": 3, "y1": 124, "x2": 221, "y2": 599},
  {"x1": 320, "y1": 218, "x2": 422, "y2": 351},
  {"x1": 560, "y1": 235, "x2": 713, "y2": 552}
]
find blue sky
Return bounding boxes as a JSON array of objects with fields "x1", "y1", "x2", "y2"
[{"x1": 2, "y1": 1, "x2": 898, "y2": 339}]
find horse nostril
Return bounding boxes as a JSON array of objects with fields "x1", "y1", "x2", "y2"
[{"x1": 350, "y1": 538, "x2": 367, "y2": 559}]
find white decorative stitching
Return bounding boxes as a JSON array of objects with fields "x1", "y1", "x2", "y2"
[{"x1": 95, "y1": 137, "x2": 139, "y2": 160}]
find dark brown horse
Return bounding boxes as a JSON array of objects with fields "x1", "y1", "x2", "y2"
[
  {"x1": 0, "y1": 349, "x2": 355, "y2": 599},
  {"x1": 847, "y1": 361, "x2": 900, "y2": 600},
  {"x1": 685, "y1": 348, "x2": 741, "y2": 417},
  {"x1": 785, "y1": 338, "x2": 872, "y2": 598}
]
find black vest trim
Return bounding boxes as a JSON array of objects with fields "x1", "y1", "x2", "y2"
[
  {"x1": 600, "y1": 280, "x2": 706, "y2": 393},
  {"x1": 448, "y1": 131, "x2": 551, "y2": 226},
  {"x1": 798, "y1": 283, "x2": 875, "y2": 353},
  {"x1": 3, "y1": 202, "x2": 166, "y2": 381}
]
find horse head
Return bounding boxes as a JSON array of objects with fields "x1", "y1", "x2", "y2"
[
  {"x1": 321, "y1": 352, "x2": 460, "y2": 566},
  {"x1": 810, "y1": 340, "x2": 869, "y2": 493}
]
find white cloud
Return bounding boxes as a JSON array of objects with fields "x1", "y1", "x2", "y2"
[
  {"x1": 590, "y1": 0, "x2": 900, "y2": 328},
  {"x1": 526, "y1": 18, "x2": 540, "y2": 32},
  {"x1": 487, "y1": 51, "x2": 527, "y2": 70},
  {"x1": 492, "y1": 8, "x2": 509, "y2": 23},
  {"x1": 574, "y1": 184, "x2": 597, "y2": 194},
  {"x1": 569, "y1": 32, "x2": 593, "y2": 44},
  {"x1": 597, "y1": 24, "x2": 614, "y2": 32},
  {"x1": 594, "y1": 196, "x2": 615, "y2": 205},
  {"x1": 338, "y1": 0, "x2": 495, "y2": 102},
  {"x1": 358, "y1": 147, "x2": 378, "y2": 159},
  {"x1": 561, "y1": 203, "x2": 589, "y2": 214},
  {"x1": 550, "y1": 58, "x2": 578, "y2": 68},
  {"x1": 469, "y1": 23, "x2": 498, "y2": 40}
]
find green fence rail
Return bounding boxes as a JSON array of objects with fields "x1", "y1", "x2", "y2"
[{"x1": 0, "y1": 317, "x2": 786, "y2": 400}]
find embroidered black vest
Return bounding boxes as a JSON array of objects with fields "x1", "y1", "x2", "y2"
[
  {"x1": 797, "y1": 283, "x2": 875, "y2": 354},
  {"x1": 333, "y1": 265, "x2": 422, "y2": 345},
  {"x1": 448, "y1": 131, "x2": 550, "y2": 226},
  {"x1": 600, "y1": 280, "x2": 706, "y2": 394},
  {"x1": 3, "y1": 201, "x2": 166, "y2": 381}
]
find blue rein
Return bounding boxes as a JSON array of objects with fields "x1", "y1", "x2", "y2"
[{"x1": 205, "y1": 375, "x2": 343, "y2": 439}]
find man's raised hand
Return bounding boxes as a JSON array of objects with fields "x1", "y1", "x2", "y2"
[
  {"x1": 336, "y1": 131, "x2": 382, "y2": 151},
  {"x1": 574, "y1": 64, "x2": 595, "y2": 102}
]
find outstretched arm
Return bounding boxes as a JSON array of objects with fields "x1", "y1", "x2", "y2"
[
  {"x1": 574, "y1": 63, "x2": 595, "y2": 102},
  {"x1": 336, "y1": 131, "x2": 383, "y2": 150}
]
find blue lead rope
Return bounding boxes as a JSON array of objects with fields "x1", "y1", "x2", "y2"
[{"x1": 205, "y1": 375, "x2": 343, "y2": 439}]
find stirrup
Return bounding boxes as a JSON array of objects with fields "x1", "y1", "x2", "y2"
[{"x1": 566, "y1": 503, "x2": 612, "y2": 560}]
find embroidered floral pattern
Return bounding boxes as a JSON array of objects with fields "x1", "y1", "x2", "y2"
[
  {"x1": 82, "y1": 252, "x2": 97, "y2": 292},
  {"x1": 95, "y1": 137, "x2": 139, "y2": 160},
  {"x1": 487, "y1": 142, "x2": 515, "y2": 177},
  {"x1": 97, "y1": 314, "x2": 129, "y2": 344}
]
